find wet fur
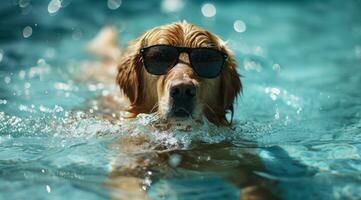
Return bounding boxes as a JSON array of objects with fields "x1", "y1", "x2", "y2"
[
  {"x1": 85, "y1": 22, "x2": 278, "y2": 200},
  {"x1": 116, "y1": 22, "x2": 241, "y2": 125}
]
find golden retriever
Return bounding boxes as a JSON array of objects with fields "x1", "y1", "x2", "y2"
[
  {"x1": 114, "y1": 22, "x2": 241, "y2": 126},
  {"x1": 85, "y1": 22, "x2": 278, "y2": 200}
]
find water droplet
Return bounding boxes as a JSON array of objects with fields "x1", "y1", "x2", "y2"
[
  {"x1": 169, "y1": 154, "x2": 182, "y2": 167},
  {"x1": 48, "y1": 0, "x2": 61, "y2": 14},
  {"x1": 19, "y1": 70, "x2": 26, "y2": 79},
  {"x1": 54, "y1": 82, "x2": 71, "y2": 91},
  {"x1": 243, "y1": 58, "x2": 262, "y2": 72},
  {"x1": 4, "y1": 76, "x2": 11, "y2": 84},
  {"x1": 37, "y1": 58, "x2": 46, "y2": 65},
  {"x1": 18, "y1": 0, "x2": 30, "y2": 8},
  {"x1": 54, "y1": 105, "x2": 64, "y2": 113},
  {"x1": 46, "y1": 185, "x2": 51, "y2": 193},
  {"x1": 39, "y1": 105, "x2": 52, "y2": 113},
  {"x1": 270, "y1": 93, "x2": 277, "y2": 101},
  {"x1": 0, "y1": 99, "x2": 7, "y2": 105},
  {"x1": 161, "y1": 0, "x2": 184, "y2": 13},
  {"x1": 274, "y1": 108, "x2": 280, "y2": 120},
  {"x1": 271, "y1": 88, "x2": 280, "y2": 95},
  {"x1": 107, "y1": 0, "x2": 122, "y2": 10},
  {"x1": 265, "y1": 87, "x2": 280, "y2": 101},
  {"x1": 233, "y1": 20, "x2": 246, "y2": 33},
  {"x1": 201, "y1": 3, "x2": 216, "y2": 18},
  {"x1": 24, "y1": 82, "x2": 31, "y2": 89},
  {"x1": 23, "y1": 26, "x2": 32, "y2": 38},
  {"x1": 143, "y1": 177, "x2": 152, "y2": 186},
  {"x1": 272, "y1": 63, "x2": 281, "y2": 71}
]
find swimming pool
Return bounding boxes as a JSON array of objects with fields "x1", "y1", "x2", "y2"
[{"x1": 1, "y1": 0, "x2": 361, "y2": 199}]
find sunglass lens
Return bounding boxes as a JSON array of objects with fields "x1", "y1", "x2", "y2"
[
  {"x1": 142, "y1": 46, "x2": 178, "y2": 75},
  {"x1": 191, "y1": 49, "x2": 225, "y2": 78}
]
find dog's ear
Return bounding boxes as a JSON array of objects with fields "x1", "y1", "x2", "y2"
[
  {"x1": 116, "y1": 37, "x2": 145, "y2": 113},
  {"x1": 220, "y1": 50, "x2": 242, "y2": 125}
]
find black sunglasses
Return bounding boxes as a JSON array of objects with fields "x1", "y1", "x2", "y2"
[{"x1": 140, "y1": 45, "x2": 228, "y2": 79}]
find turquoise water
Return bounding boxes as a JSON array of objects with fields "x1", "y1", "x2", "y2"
[{"x1": 1, "y1": 0, "x2": 361, "y2": 199}]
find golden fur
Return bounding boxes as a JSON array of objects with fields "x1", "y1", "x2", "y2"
[
  {"x1": 85, "y1": 23, "x2": 278, "y2": 200},
  {"x1": 116, "y1": 22, "x2": 242, "y2": 125}
]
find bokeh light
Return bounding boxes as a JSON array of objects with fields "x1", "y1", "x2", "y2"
[
  {"x1": 161, "y1": 0, "x2": 185, "y2": 13},
  {"x1": 48, "y1": 0, "x2": 61, "y2": 14},
  {"x1": 201, "y1": 3, "x2": 216, "y2": 17},
  {"x1": 107, "y1": 0, "x2": 122, "y2": 10},
  {"x1": 233, "y1": 20, "x2": 246, "y2": 33},
  {"x1": 22, "y1": 26, "x2": 32, "y2": 38}
]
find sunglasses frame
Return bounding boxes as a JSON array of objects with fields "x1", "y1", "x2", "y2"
[{"x1": 140, "y1": 44, "x2": 228, "y2": 79}]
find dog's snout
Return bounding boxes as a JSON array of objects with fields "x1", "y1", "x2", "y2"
[
  {"x1": 169, "y1": 80, "x2": 196, "y2": 117},
  {"x1": 170, "y1": 81, "x2": 196, "y2": 100}
]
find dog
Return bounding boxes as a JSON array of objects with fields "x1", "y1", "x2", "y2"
[
  {"x1": 85, "y1": 22, "x2": 278, "y2": 200},
  {"x1": 115, "y1": 22, "x2": 241, "y2": 126}
]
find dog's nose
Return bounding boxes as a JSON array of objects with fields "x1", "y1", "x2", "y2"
[
  {"x1": 170, "y1": 80, "x2": 196, "y2": 100},
  {"x1": 169, "y1": 80, "x2": 196, "y2": 117}
]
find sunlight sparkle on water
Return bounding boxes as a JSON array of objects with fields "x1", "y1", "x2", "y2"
[
  {"x1": 46, "y1": 185, "x2": 51, "y2": 193},
  {"x1": 201, "y1": 3, "x2": 216, "y2": 18},
  {"x1": 265, "y1": 87, "x2": 280, "y2": 101},
  {"x1": 18, "y1": 104, "x2": 35, "y2": 113},
  {"x1": 0, "y1": 99, "x2": 7, "y2": 105},
  {"x1": 54, "y1": 82, "x2": 73, "y2": 91}
]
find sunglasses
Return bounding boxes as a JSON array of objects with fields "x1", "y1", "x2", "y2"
[{"x1": 140, "y1": 45, "x2": 228, "y2": 78}]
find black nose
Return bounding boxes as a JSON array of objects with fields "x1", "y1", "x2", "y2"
[
  {"x1": 169, "y1": 80, "x2": 196, "y2": 117},
  {"x1": 170, "y1": 81, "x2": 196, "y2": 99}
]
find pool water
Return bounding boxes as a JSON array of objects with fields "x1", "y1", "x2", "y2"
[{"x1": 1, "y1": 0, "x2": 361, "y2": 199}]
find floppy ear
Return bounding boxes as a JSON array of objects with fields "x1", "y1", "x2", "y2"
[
  {"x1": 116, "y1": 37, "x2": 145, "y2": 113},
  {"x1": 220, "y1": 50, "x2": 242, "y2": 125}
]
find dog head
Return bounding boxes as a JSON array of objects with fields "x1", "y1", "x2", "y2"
[{"x1": 117, "y1": 22, "x2": 242, "y2": 126}]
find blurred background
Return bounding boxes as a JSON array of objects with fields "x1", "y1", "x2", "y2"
[{"x1": 1, "y1": 0, "x2": 361, "y2": 199}]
